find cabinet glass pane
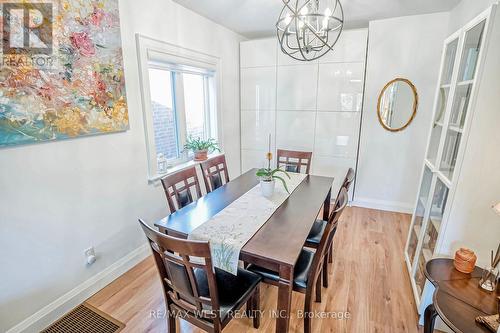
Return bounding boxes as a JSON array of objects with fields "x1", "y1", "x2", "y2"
[
  {"x1": 440, "y1": 38, "x2": 459, "y2": 85},
  {"x1": 439, "y1": 20, "x2": 486, "y2": 181},
  {"x1": 414, "y1": 178, "x2": 450, "y2": 296},
  {"x1": 407, "y1": 167, "x2": 433, "y2": 265},
  {"x1": 427, "y1": 87, "x2": 449, "y2": 165},
  {"x1": 458, "y1": 20, "x2": 486, "y2": 82},
  {"x1": 440, "y1": 130, "x2": 461, "y2": 180}
]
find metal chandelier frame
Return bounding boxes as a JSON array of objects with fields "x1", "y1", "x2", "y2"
[{"x1": 276, "y1": 0, "x2": 344, "y2": 61}]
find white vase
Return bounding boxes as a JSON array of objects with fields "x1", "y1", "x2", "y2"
[{"x1": 260, "y1": 179, "x2": 275, "y2": 198}]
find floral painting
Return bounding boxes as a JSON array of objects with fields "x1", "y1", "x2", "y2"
[{"x1": 0, "y1": 0, "x2": 128, "y2": 147}]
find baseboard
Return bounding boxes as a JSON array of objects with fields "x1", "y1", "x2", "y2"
[
  {"x1": 351, "y1": 197, "x2": 414, "y2": 214},
  {"x1": 6, "y1": 243, "x2": 151, "y2": 333}
]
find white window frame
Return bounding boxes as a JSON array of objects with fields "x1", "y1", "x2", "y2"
[{"x1": 136, "y1": 34, "x2": 223, "y2": 181}]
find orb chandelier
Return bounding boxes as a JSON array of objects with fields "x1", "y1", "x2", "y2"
[{"x1": 276, "y1": 0, "x2": 344, "y2": 61}]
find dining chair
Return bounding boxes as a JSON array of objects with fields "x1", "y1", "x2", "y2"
[
  {"x1": 161, "y1": 166, "x2": 203, "y2": 214},
  {"x1": 339, "y1": 167, "x2": 355, "y2": 195},
  {"x1": 307, "y1": 167, "x2": 355, "y2": 248},
  {"x1": 247, "y1": 188, "x2": 348, "y2": 333},
  {"x1": 276, "y1": 149, "x2": 313, "y2": 174},
  {"x1": 305, "y1": 168, "x2": 354, "y2": 286},
  {"x1": 138, "y1": 219, "x2": 262, "y2": 333},
  {"x1": 200, "y1": 155, "x2": 230, "y2": 193}
]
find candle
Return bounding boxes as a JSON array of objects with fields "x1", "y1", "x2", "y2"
[{"x1": 266, "y1": 133, "x2": 272, "y2": 170}]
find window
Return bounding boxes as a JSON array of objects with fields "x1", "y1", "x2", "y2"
[
  {"x1": 148, "y1": 65, "x2": 216, "y2": 165},
  {"x1": 137, "y1": 35, "x2": 221, "y2": 180}
]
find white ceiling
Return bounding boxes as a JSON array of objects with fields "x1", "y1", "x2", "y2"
[{"x1": 173, "y1": 0, "x2": 461, "y2": 38}]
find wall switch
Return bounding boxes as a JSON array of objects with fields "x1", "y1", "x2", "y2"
[{"x1": 84, "y1": 247, "x2": 96, "y2": 265}]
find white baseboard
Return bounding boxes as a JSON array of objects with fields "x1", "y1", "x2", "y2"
[
  {"x1": 6, "y1": 243, "x2": 151, "y2": 333},
  {"x1": 351, "y1": 197, "x2": 414, "y2": 214}
]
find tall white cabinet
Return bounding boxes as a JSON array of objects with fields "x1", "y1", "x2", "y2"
[
  {"x1": 240, "y1": 30, "x2": 368, "y2": 195},
  {"x1": 404, "y1": 5, "x2": 498, "y2": 314}
]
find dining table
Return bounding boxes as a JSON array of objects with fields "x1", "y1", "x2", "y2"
[{"x1": 155, "y1": 168, "x2": 334, "y2": 333}]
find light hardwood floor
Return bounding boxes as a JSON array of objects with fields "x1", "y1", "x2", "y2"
[{"x1": 87, "y1": 207, "x2": 423, "y2": 333}]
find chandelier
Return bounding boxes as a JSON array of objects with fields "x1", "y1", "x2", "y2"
[{"x1": 276, "y1": 0, "x2": 344, "y2": 61}]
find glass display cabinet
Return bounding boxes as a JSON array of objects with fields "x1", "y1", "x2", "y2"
[{"x1": 404, "y1": 6, "x2": 496, "y2": 312}]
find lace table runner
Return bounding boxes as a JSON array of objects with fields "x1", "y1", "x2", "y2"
[{"x1": 188, "y1": 172, "x2": 307, "y2": 274}]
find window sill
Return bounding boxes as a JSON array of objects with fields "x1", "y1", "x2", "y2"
[{"x1": 148, "y1": 152, "x2": 224, "y2": 184}]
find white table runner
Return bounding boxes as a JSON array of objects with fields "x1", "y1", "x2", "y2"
[{"x1": 188, "y1": 172, "x2": 307, "y2": 274}]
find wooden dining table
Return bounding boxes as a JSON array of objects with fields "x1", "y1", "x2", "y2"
[{"x1": 155, "y1": 168, "x2": 334, "y2": 333}]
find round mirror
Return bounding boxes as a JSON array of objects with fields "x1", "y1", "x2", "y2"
[{"x1": 377, "y1": 78, "x2": 418, "y2": 132}]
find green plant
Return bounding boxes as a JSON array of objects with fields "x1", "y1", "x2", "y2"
[
  {"x1": 256, "y1": 167, "x2": 291, "y2": 193},
  {"x1": 183, "y1": 136, "x2": 221, "y2": 153}
]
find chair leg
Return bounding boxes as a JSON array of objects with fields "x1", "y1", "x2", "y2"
[
  {"x1": 246, "y1": 298, "x2": 253, "y2": 318},
  {"x1": 304, "y1": 290, "x2": 312, "y2": 333},
  {"x1": 322, "y1": 258, "x2": 328, "y2": 288},
  {"x1": 328, "y1": 244, "x2": 333, "y2": 263},
  {"x1": 166, "y1": 305, "x2": 176, "y2": 333},
  {"x1": 252, "y1": 285, "x2": 261, "y2": 329},
  {"x1": 315, "y1": 272, "x2": 322, "y2": 303},
  {"x1": 424, "y1": 304, "x2": 438, "y2": 333}
]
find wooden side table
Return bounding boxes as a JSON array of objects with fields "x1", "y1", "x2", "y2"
[{"x1": 424, "y1": 258, "x2": 500, "y2": 333}]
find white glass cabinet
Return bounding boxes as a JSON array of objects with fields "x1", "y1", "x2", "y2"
[{"x1": 404, "y1": 6, "x2": 496, "y2": 312}]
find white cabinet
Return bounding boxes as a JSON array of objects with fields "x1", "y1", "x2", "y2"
[
  {"x1": 404, "y1": 5, "x2": 497, "y2": 313},
  {"x1": 317, "y1": 63, "x2": 365, "y2": 112},
  {"x1": 240, "y1": 30, "x2": 368, "y2": 196},
  {"x1": 276, "y1": 64, "x2": 318, "y2": 111},
  {"x1": 241, "y1": 67, "x2": 276, "y2": 111},
  {"x1": 240, "y1": 39, "x2": 277, "y2": 173}
]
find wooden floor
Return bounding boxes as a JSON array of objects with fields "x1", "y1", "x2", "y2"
[{"x1": 87, "y1": 207, "x2": 423, "y2": 333}]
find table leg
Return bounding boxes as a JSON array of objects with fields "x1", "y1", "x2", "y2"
[
  {"x1": 424, "y1": 304, "x2": 438, "y2": 333},
  {"x1": 323, "y1": 188, "x2": 332, "y2": 221},
  {"x1": 276, "y1": 266, "x2": 293, "y2": 333},
  {"x1": 324, "y1": 188, "x2": 334, "y2": 263}
]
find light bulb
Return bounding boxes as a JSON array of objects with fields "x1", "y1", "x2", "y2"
[
  {"x1": 322, "y1": 17, "x2": 329, "y2": 30},
  {"x1": 298, "y1": 20, "x2": 305, "y2": 30},
  {"x1": 300, "y1": 6, "x2": 308, "y2": 15},
  {"x1": 284, "y1": 13, "x2": 292, "y2": 25},
  {"x1": 324, "y1": 7, "x2": 332, "y2": 16}
]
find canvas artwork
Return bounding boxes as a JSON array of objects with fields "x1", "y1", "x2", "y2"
[{"x1": 0, "y1": 0, "x2": 128, "y2": 147}]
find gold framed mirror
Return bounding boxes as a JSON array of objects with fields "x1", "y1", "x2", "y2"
[{"x1": 377, "y1": 78, "x2": 419, "y2": 132}]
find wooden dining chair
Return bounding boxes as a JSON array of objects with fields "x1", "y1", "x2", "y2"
[
  {"x1": 328, "y1": 167, "x2": 355, "y2": 262},
  {"x1": 247, "y1": 188, "x2": 348, "y2": 333},
  {"x1": 138, "y1": 219, "x2": 262, "y2": 333},
  {"x1": 200, "y1": 155, "x2": 230, "y2": 193},
  {"x1": 339, "y1": 167, "x2": 355, "y2": 195},
  {"x1": 277, "y1": 149, "x2": 313, "y2": 174},
  {"x1": 307, "y1": 168, "x2": 355, "y2": 247},
  {"x1": 161, "y1": 167, "x2": 203, "y2": 214},
  {"x1": 305, "y1": 168, "x2": 354, "y2": 285}
]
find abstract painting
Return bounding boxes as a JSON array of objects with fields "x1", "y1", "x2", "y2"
[{"x1": 0, "y1": 0, "x2": 128, "y2": 147}]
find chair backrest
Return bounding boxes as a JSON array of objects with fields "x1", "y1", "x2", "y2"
[
  {"x1": 342, "y1": 168, "x2": 355, "y2": 192},
  {"x1": 308, "y1": 188, "x2": 348, "y2": 288},
  {"x1": 200, "y1": 155, "x2": 230, "y2": 193},
  {"x1": 276, "y1": 149, "x2": 312, "y2": 174},
  {"x1": 138, "y1": 219, "x2": 221, "y2": 322},
  {"x1": 161, "y1": 167, "x2": 203, "y2": 213}
]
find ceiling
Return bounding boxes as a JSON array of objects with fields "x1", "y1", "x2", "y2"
[{"x1": 173, "y1": 0, "x2": 461, "y2": 38}]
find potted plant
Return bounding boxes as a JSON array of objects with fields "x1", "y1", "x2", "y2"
[
  {"x1": 183, "y1": 136, "x2": 221, "y2": 161},
  {"x1": 256, "y1": 146, "x2": 290, "y2": 197}
]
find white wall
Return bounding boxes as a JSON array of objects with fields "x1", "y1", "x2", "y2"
[
  {"x1": 438, "y1": 1, "x2": 500, "y2": 266},
  {"x1": 354, "y1": 13, "x2": 449, "y2": 213},
  {"x1": 447, "y1": 0, "x2": 498, "y2": 32},
  {"x1": 0, "y1": 0, "x2": 244, "y2": 331}
]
